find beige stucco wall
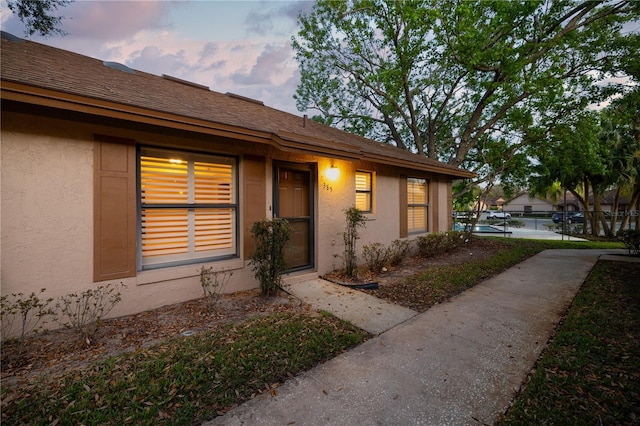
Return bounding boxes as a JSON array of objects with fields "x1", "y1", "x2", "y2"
[
  {"x1": 1, "y1": 116, "x2": 95, "y2": 300},
  {"x1": 0, "y1": 112, "x2": 256, "y2": 329},
  {"x1": 504, "y1": 193, "x2": 554, "y2": 213},
  {"x1": 2, "y1": 111, "x2": 455, "y2": 334}
]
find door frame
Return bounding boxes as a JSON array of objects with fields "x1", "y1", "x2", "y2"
[{"x1": 272, "y1": 161, "x2": 316, "y2": 271}]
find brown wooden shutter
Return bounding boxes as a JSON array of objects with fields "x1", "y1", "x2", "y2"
[
  {"x1": 243, "y1": 155, "x2": 266, "y2": 258},
  {"x1": 93, "y1": 135, "x2": 137, "y2": 281},
  {"x1": 399, "y1": 175, "x2": 408, "y2": 238},
  {"x1": 446, "y1": 180, "x2": 453, "y2": 232},
  {"x1": 430, "y1": 179, "x2": 439, "y2": 233}
]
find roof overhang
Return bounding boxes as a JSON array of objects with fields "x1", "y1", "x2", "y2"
[{"x1": 1, "y1": 80, "x2": 476, "y2": 179}]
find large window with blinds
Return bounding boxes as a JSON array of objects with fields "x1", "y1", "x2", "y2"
[
  {"x1": 407, "y1": 178, "x2": 428, "y2": 233},
  {"x1": 355, "y1": 171, "x2": 373, "y2": 213},
  {"x1": 139, "y1": 148, "x2": 237, "y2": 269}
]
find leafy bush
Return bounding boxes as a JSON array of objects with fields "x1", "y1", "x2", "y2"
[
  {"x1": 362, "y1": 242, "x2": 390, "y2": 274},
  {"x1": 0, "y1": 288, "x2": 56, "y2": 343},
  {"x1": 620, "y1": 229, "x2": 640, "y2": 255},
  {"x1": 200, "y1": 266, "x2": 233, "y2": 313},
  {"x1": 388, "y1": 239, "x2": 411, "y2": 266},
  {"x1": 56, "y1": 282, "x2": 124, "y2": 343},
  {"x1": 343, "y1": 207, "x2": 367, "y2": 278},
  {"x1": 416, "y1": 231, "x2": 468, "y2": 257},
  {"x1": 250, "y1": 218, "x2": 293, "y2": 296}
]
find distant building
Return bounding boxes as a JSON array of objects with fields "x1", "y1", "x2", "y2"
[{"x1": 503, "y1": 192, "x2": 554, "y2": 214}]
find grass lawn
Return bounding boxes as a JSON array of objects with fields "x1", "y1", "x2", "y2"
[
  {"x1": 2, "y1": 312, "x2": 368, "y2": 425},
  {"x1": 1, "y1": 237, "x2": 628, "y2": 425},
  {"x1": 498, "y1": 259, "x2": 640, "y2": 425},
  {"x1": 373, "y1": 237, "x2": 624, "y2": 311}
]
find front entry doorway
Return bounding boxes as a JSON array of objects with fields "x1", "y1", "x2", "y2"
[{"x1": 274, "y1": 163, "x2": 314, "y2": 271}]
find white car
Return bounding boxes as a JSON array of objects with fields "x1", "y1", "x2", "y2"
[
  {"x1": 486, "y1": 211, "x2": 511, "y2": 220},
  {"x1": 453, "y1": 211, "x2": 478, "y2": 220}
]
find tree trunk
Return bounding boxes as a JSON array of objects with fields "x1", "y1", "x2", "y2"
[
  {"x1": 582, "y1": 178, "x2": 591, "y2": 236},
  {"x1": 609, "y1": 187, "x2": 621, "y2": 236},
  {"x1": 619, "y1": 188, "x2": 640, "y2": 232},
  {"x1": 592, "y1": 191, "x2": 611, "y2": 237}
]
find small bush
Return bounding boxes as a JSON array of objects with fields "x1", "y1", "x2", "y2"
[
  {"x1": 417, "y1": 231, "x2": 468, "y2": 257},
  {"x1": 620, "y1": 229, "x2": 640, "y2": 255},
  {"x1": 200, "y1": 266, "x2": 233, "y2": 313},
  {"x1": 388, "y1": 239, "x2": 411, "y2": 266},
  {"x1": 362, "y1": 242, "x2": 390, "y2": 274},
  {"x1": 343, "y1": 207, "x2": 367, "y2": 278},
  {"x1": 508, "y1": 219, "x2": 525, "y2": 228},
  {"x1": 250, "y1": 218, "x2": 293, "y2": 296},
  {"x1": 56, "y1": 282, "x2": 125, "y2": 343},
  {"x1": 0, "y1": 288, "x2": 56, "y2": 343}
]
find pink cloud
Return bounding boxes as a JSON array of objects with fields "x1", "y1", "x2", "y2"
[
  {"x1": 231, "y1": 43, "x2": 292, "y2": 85},
  {"x1": 125, "y1": 45, "x2": 190, "y2": 76},
  {"x1": 61, "y1": 0, "x2": 172, "y2": 40}
]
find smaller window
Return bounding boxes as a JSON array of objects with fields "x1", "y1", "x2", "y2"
[
  {"x1": 407, "y1": 178, "x2": 428, "y2": 233},
  {"x1": 355, "y1": 171, "x2": 373, "y2": 213}
]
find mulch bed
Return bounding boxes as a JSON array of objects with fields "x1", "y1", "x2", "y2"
[
  {"x1": 1, "y1": 289, "x2": 306, "y2": 389},
  {"x1": 1, "y1": 237, "x2": 508, "y2": 391}
]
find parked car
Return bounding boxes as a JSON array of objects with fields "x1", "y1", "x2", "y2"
[
  {"x1": 453, "y1": 211, "x2": 478, "y2": 220},
  {"x1": 567, "y1": 212, "x2": 584, "y2": 223},
  {"x1": 486, "y1": 211, "x2": 511, "y2": 220},
  {"x1": 552, "y1": 211, "x2": 584, "y2": 223}
]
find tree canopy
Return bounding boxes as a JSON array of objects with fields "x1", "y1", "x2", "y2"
[
  {"x1": 293, "y1": 0, "x2": 638, "y2": 187},
  {"x1": 6, "y1": 0, "x2": 71, "y2": 37}
]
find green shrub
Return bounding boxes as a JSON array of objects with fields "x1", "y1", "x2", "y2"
[
  {"x1": 388, "y1": 239, "x2": 411, "y2": 266},
  {"x1": 0, "y1": 288, "x2": 56, "y2": 343},
  {"x1": 199, "y1": 266, "x2": 233, "y2": 313},
  {"x1": 417, "y1": 231, "x2": 468, "y2": 257},
  {"x1": 620, "y1": 229, "x2": 640, "y2": 255},
  {"x1": 362, "y1": 242, "x2": 390, "y2": 274},
  {"x1": 250, "y1": 218, "x2": 293, "y2": 296},
  {"x1": 508, "y1": 219, "x2": 525, "y2": 228},
  {"x1": 56, "y1": 282, "x2": 124, "y2": 343},
  {"x1": 342, "y1": 207, "x2": 367, "y2": 278}
]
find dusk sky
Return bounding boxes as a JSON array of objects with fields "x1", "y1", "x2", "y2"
[{"x1": 1, "y1": 0, "x2": 315, "y2": 114}]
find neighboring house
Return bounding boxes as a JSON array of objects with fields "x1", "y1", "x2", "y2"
[
  {"x1": 555, "y1": 191, "x2": 581, "y2": 212},
  {"x1": 588, "y1": 190, "x2": 631, "y2": 213},
  {"x1": 503, "y1": 192, "x2": 554, "y2": 214},
  {"x1": 0, "y1": 34, "x2": 474, "y2": 321},
  {"x1": 475, "y1": 196, "x2": 506, "y2": 212}
]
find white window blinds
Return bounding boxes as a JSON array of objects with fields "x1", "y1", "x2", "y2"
[
  {"x1": 355, "y1": 171, "x2": 372, "y2": 212},
  {"x1": 139, "y1": 149, "x2": 236, "y2": 268},
  {"x1": 407, "y1": 178, "x2": 428, "y2": 233}
]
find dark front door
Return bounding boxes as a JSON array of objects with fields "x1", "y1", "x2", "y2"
[{"x1": 274, "y1": 164, "x2": 314, "y2": 270}]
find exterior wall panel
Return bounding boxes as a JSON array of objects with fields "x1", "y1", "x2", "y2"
[{"x1": 1, "y1": 111, "x2": 460, "y2": 333}]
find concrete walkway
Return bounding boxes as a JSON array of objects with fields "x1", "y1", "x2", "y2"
[
  {"x1": 207, "y1": 249, "x2": 629, "y2": 426},
  {"x1": 282, "y1": 277, "x2": 417, "y2": 335}
]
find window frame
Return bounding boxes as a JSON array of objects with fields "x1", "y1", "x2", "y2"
[
  {"x1": 407, "y1": 177, "x2": 429, "y2": 234},
  {"x1": 355, "y1": 170, "x2": 373, "y2": 213},
  {"x1": 137, "y1": 146, "x2": 239, "y2": 270}
]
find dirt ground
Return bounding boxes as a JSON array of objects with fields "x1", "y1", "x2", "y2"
[{"x1": 1, "y1": 238, "x2": 506, "y2": 391}]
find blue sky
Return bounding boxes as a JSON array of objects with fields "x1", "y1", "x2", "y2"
[{"x1": 1, "y1": 0, "x2": 314, "y2": 114}]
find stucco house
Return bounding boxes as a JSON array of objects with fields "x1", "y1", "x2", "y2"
[
  {"x1": 1, "y1": 33, "x2": 474, "y2": 320},
  {"x1": 503, "y1": 192, "x2": 554, "y2": 215}
]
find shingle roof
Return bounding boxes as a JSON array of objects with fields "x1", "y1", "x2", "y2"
[{"x1": 0, "y1": 32, "x2": 474, "y2": 178}]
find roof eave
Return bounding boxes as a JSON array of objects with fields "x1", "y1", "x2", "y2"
[{"x1": 2, "y1": 80, "x2": 477, "y2": 179}]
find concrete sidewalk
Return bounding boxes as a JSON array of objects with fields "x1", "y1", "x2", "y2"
[
  {"x1": 281, "y1": 277, "x2": 417, "y2": 335},
  {"x1": 207, "y1": 249, "x2": 627, "y2": 426}
]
